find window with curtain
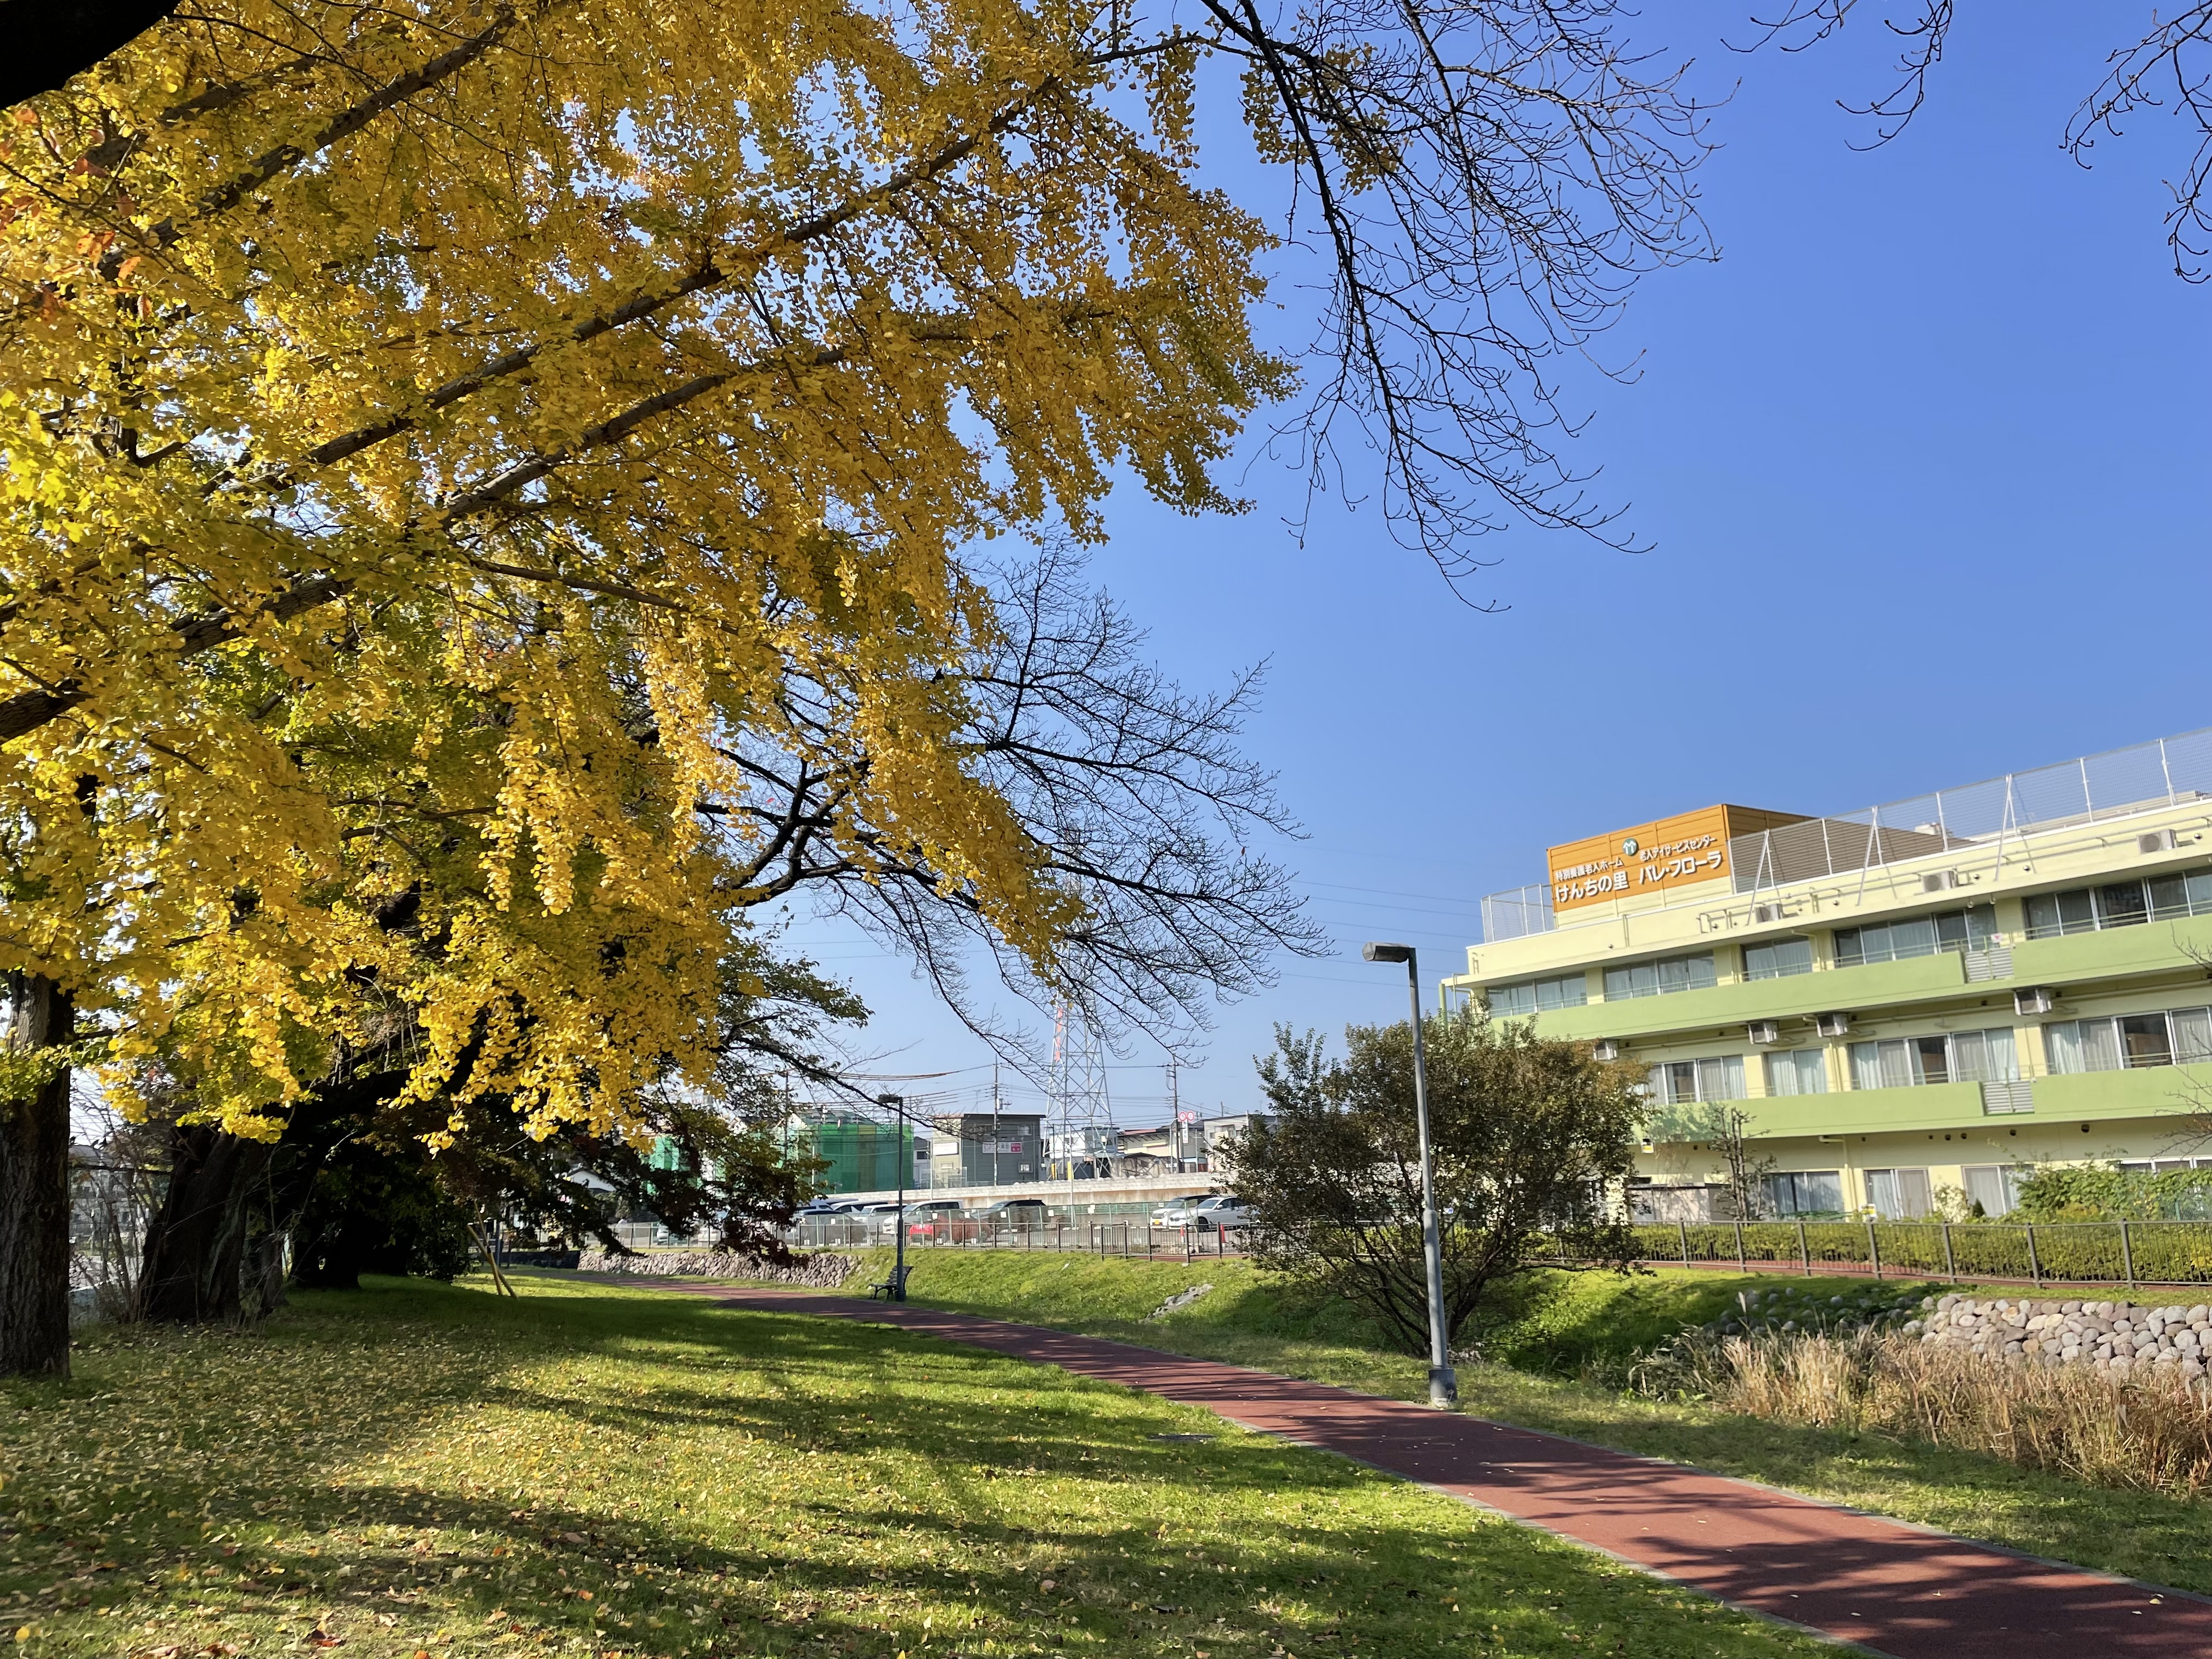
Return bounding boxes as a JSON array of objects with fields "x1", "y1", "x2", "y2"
[
  {"x1": 1484, "y1": 973, "x2": 1588, "y2": 1019},
  {"x1": 1849, "y1": 1028, "x2": 2016, "y2": 1089},
  {"x1": 1865, "y1": 1167, "x2": 1933, "y2": 1220},
  {"x1": 1604, "y1": 952, "x2": 1715, "y2": 1001},
  {"x1": 1648, "y1": 1054, "x2": 1746, "y2": 1105},
  {"x1": 1832, "y1": 905, "x2": 1995, "y2": 968},
  {"x1": 1764, "y1": 1048, "x2": 1828, "y2": 1096},
  {"x1": 1743, "y1": 937, "x2": 1814, "y2": 980},
  {"x1": 1761, "y1": 1170, "x2": 1844, "y2": 1217},
  {"x1": 2023, "y1": 871, "x2": 2212, "y2": 939},
  {"x1": 1962, "y1": 1165, "x2": 2019, "y2": 1217},
  {"x1": 2045, "y1": 1006, "x2": 2212, "y2": 1073}
]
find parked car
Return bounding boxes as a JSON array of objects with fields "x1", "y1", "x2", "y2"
[
  {"x1": 973, "y1": 1197, "x2": 1050, "y2": 1222},
  {"x1": 1149, "y1": 1194, "x2": 1211, "y2": 1226},
  {"x1": 797, "y1": 1199, "x2": 861, "y2": 1217},
  {"x1": 1180, "y1": 1194, "x2": 1251, "y2": 1232},
  {"x1": 904, "y1": 1199, "x2": 967, "y2": 1238}
]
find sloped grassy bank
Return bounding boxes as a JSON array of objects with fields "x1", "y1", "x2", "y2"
[{"x1": 813, "y1": 1249, "x2": 2212, "y2": 1598}]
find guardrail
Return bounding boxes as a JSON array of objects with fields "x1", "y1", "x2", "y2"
[{"x1": 1615, "y1": 1218, "x2": 2212, "y2": 1288}]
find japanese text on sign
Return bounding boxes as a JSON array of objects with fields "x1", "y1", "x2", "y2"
[{"x1": 1544, "y1": 807, "x2": 1739, "y2": 913}]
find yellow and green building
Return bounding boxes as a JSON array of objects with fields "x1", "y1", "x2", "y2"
[{"x1": 1444, "y1": 728, "x2": 2212, "y2": 1221}]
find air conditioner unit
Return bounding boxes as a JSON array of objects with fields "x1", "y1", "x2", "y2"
[
  {"x1": 2015, "y1": 986, "x2": 2058, "y2": 1016},
  {"x1": 1922, "y1": 871, "x2": 1961, "y2": 893},
  {"x1": 1752, "y1": 903, "x2": 1782, "y2": 924},
  {"x1": 1814, "y1": 1012, "x2": 1850, "y2": 1039},
  {"x1": 1592, "y1": 1038, "x2": 1622, "y2": 1063},
  {"x1": 1746, "y1": 1020, "x2": 1781, "y2": 1046},
  {"x1": 2141, "y1": 828, "x2": 2180, "y2": 854}
]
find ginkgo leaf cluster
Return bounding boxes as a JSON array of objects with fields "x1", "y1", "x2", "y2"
[{"x1": 0, "y1": 0, "x2": 1293, "y2": 1136}]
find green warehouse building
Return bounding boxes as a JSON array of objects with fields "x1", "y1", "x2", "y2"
[{"x1": 1446, "y1": 727, "x2": 2212, "y2": 1221}]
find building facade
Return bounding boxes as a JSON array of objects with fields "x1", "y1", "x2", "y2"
[
  {"x1": 1445, "y1": 729, "x2": 2212, "y2": 1220},
  {"x1": 928, "y1": 1113, "x2": 1044, "y2": 1187},
  {"x1": 778, "y1": 1113, "x2": 925, "y2": 1196}
]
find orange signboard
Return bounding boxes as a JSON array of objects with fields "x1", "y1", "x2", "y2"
[{"x1": 1545, "y1": 805, "x2": 1807, "y2": 914}]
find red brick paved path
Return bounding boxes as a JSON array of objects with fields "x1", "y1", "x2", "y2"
[{"x1": 669, "y1": 1284, "x2": 2212, "y2": 1658}]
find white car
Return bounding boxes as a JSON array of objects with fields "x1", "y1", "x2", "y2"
[
  {"x1": 1166, "y1": 1194, "x2": 1251, "y2": 1231},
  {"x1": 1150, "y1": 1194, "x2": 1211, "y2": 1226}
]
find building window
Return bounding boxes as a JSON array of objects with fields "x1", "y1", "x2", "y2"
[
  {"x1": 1649, "y1": 1054, "x2": 1746, "y2": 1105},
  {"x1": 1743, "y1": 937, "x2": 1814, "y2": 980},
  {"x1": 1604, "y1": 951, "x2": 1716, "y2": 1001},
  {"x1": 1832, "y1": 905, "x2": 1995, "y2": 968},
  {"x1": 1865, "y1": 1167, "x2": 1933, "y2": 1220},
  {"x1": 1485, "y1": 973, "x2": 1588, "y2": 1019},
  {"x1": 2045, "y1": 1006, "x2": 2212, "y2": 1073},
  {"x1": 1764, "y1": 1048, "x2": 1828, "y2": 1097},
  {"x1": 1961, "y1": 1164, "x2": 2021, "y2": 1218},
  {"x1": 1849, "y1": 1028, "x2": 2017, "y2": 1090},
  {"x1": 1762, "y1": 1170, "x2": 1844, "y2": 1217},
  {"x1": 2023, "y1": 870, "x2": 2212, "y2": 939},
  {"x1": 2118, "y1": 1158, "x2": 2212, "y2": 1173}
]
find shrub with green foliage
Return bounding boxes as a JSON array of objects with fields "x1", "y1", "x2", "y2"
[
  {"x1": 1235, "y1": 1014, "x2": 1644, "y2": 1353},
  {"x1": 2015, "y1": 1161, "x2": 2212, "y2": 1222}
]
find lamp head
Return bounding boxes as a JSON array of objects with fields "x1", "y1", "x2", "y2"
[
  {"x1": 877, "y1": 1092, "x2": 905, "y2": 1109},
  {"x1": 1363, "y1": 943, "x2": 1414, "y2": 964}
]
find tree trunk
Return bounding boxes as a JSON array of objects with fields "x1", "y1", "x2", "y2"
[
  {"x1": 0, "y1": 974, "x2": 75, "y2": 1377},
  {"x1": 247, "y1": 1227, "x2": 289, "y2": 1317},
  {"x1": 139, "y1": 1126, "x2": 274, "y2": 1323}
]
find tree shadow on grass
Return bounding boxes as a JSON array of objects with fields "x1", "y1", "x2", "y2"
[
  {"x1": 885, "y1": 1257, "x2": 2212, "y2": 1602},
  {"x1": 3, "y1": 1276, "x2": 1838, "y2": 1658}
]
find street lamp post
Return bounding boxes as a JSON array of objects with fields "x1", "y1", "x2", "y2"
[
  {"x1": 879, "y1": 1093, "x2": 909, "y2": 1301},
  {"x1": 1363, "y1": 943, "x2": 1455, "y2": 1407}
]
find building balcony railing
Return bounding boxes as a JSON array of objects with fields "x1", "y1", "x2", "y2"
[
  {"x1": 1648, "y1": 1063, "x2": 2211, "y2": 1141},
  {"x1": 1480, "y1": 723, "x2": 2212, "y2": 943}
]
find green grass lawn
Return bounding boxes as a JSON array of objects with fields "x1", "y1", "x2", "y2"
[
  {"x1": 823, "y1": 1248, "x2": 2212, "y2": 1598},
  {"x1": 1, "y1": 1276, "x2": 1841, "y2": 1659}
]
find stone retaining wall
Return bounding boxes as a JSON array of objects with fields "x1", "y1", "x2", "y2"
[
  {"x1": 1912, "y1": 1293, "x2": 2212, "y2": 1377},
  {"x1": 577, "y1": 1249, "x2": 856, "y2": 1288}
]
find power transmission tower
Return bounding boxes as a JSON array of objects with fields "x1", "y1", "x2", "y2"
[{"x1": 1047, "y1": 1001, "x2": 1116, "y2": 1180}]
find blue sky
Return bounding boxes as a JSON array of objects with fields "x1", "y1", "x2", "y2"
[{"x1": 781, "y1": 2, "x2": 2210, "y2": 1126}]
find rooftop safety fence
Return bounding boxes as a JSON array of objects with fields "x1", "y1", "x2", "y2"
[{"x1": 1481, "y1": 725, "x2": 2212, "y2": 943}]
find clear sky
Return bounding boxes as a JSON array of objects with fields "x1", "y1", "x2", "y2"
[{"x1": 778, "y1": 2, "x2": 2210, "y2": 1129}]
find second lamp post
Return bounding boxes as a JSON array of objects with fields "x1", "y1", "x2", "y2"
[
  {"x1": 1363, "y1": 942, "x2": 1455, "y2": 1407},
  {"x1": 879, "y1": 1092, "x2": 909, "y2": 1301}
]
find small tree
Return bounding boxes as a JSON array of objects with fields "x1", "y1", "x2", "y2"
[
  {"x1": 1234, "y1": 1014, "x2": 1644, "y2": 1356},
  {"x1": 1647, "y1": 1100, "x2": 1775, "y2": 1221}
]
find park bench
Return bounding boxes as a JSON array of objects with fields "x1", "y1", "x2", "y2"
[{"x1": 866, "y1": 1266, "x2": 911, "y2": 1302}]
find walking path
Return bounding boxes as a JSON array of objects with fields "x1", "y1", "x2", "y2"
[{"x1": 674, "y1": 1285, "x2": 2212, "y2": 1659}]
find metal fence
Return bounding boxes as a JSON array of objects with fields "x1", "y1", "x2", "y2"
[
  {"x1": 1480, "y1": 723, "x2": 2212, "y2": 941},
  {"x1": 1480, "y1": 885, "x2": 1557, "y2": 944},
  {"x1": 785, "y1": 1215, "x2": 1252, "y2": 1259},
  {"x1": 1615, "y1": 1218, "x2": 2212, "y2": 1288}
]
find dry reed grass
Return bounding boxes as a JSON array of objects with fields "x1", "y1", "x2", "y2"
[{"x1": 1637, "y1": 1328, "x2": 2212, "y2": 1498}]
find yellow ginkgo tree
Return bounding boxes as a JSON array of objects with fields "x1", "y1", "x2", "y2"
[{"x1": 2, "y1": 0, "x2": 1716, "y2": 1372}]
